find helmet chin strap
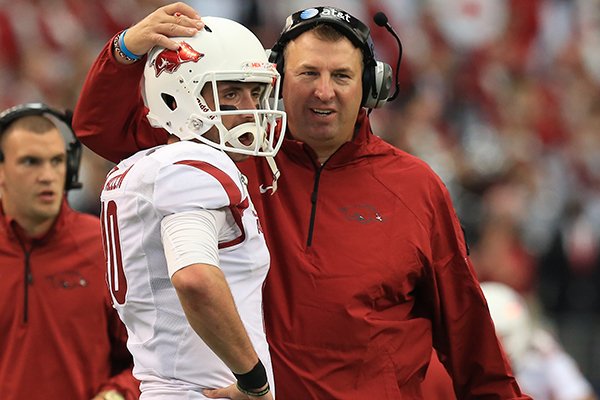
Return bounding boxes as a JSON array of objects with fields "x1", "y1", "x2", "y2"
[
  {"x1": 263, "y1": 155, "x2": 280, "y2": 194},
  {"x1": 216, "y1": 100, "x2": 282, "y2": 193},
  {"x1": 225, "y1": 122, "x2": 261, "y2": 152}
]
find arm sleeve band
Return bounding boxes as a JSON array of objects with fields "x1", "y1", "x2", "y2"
[{"x1": 161, "y1": 209, "x2": 227, "y2": 278}]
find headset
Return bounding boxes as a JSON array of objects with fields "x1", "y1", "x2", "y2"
[
  {"x1": 268, "y1": 6, "x2": 399, "y2": 109},
  {"x1": 0, "y1": 102, "x2": 82, "y2": 190}
]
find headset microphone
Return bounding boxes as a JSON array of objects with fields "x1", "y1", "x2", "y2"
[{"x1": 373, "y1": 12, "x2": 402, "y2": 102}]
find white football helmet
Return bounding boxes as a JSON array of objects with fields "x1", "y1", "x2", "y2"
[
  {"x1": 142, "y1": 16, "x2": 286, "y2": 157},
  {"x1": 480, "y1": 282, "x2": 533, "y2": 365}
]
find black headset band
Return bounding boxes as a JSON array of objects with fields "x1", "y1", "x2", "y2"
[
  {"x1": 271, "y1": 7, "x2": 375, "y2": 63},
  {"x1": 0, "y1": 103, "x2": 71, "y2": 132}
]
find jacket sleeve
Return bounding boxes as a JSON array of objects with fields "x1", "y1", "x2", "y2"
[
  {"x1": 424, "y1": 178, "x2": 531, "y2": 399},
  {"x1": 96, "y1": 293, "x2": 141, "y2": 399},
  {"x1": 73, "y1": 35, "x2": 168, "y2": 163}
]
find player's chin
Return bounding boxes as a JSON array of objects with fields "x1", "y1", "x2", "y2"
[{"x1": 228, "y1": 152, "x2": 250, "y2": 163}]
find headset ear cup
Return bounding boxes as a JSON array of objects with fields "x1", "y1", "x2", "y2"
[
  {"x1": 362, "y1": 61, "x2": 393, "y2": 109},
  {"x1": 268, "y1": 47, "x2": 283, "y2": 76},
  {"x1": 267, "y1": 46, "x2": 285, "y2": 98},
  {"x1": 61, "y1": 108, "x2": 81, "y2": 190},
  {"x1": 65, "y1": 154, "x2": 74, "y2": 190},
  {"x1": 375, "y1": 61, "x2": 393, "y2": 106},
  {"x1": 65, "y1": 140, "x2": 82, "y2": 191},
  {"x1": 361, "y1": 63, "x2": 374, "y2": 109}
]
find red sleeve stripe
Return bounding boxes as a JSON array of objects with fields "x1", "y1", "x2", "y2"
[
  {"x1": 174, "y1": 160, "x2": 242, "y2": 205},
  {"x1": 219, "y1": 198, "x2": 250, "y2": 249}
]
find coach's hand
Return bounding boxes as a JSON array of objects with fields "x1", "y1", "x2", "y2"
[{"x1": 116, "y1": 2, "x2": 204, "y2": 64}]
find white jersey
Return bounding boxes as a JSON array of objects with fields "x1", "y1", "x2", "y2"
[{"x1": 100, "y1": 141, "x2": 272, "y2": 399}]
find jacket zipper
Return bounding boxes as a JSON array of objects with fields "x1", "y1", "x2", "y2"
[
  {"x1": 23, "y1": 250, "x2": 32, "y2": 323},
  {"x1": 16, "y1": 236, "x2": 33, "y2": 324},
  {"x1": 307, "y1": 164, "x2": 324, "y2": 247}
]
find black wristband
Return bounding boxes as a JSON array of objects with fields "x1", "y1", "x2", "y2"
[
  {"x1": 233, "y1": 360, "x2": 268, "y2": 392},
  {"x1": 236, "y1": 382, "x2": 270, "y2": 397}
]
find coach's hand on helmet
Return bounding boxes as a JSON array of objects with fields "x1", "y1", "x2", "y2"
[{"x1": 116, "y1": 2, "x2": 204, "y2": 64}]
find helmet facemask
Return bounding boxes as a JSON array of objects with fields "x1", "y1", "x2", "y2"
[{"x1": 190, "y1": 70, "x2": 285, "y2": 157}]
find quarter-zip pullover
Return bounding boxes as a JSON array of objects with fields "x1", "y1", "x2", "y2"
[{"x1": 0, "y1": 200, "x2": 140, "y2": 399}]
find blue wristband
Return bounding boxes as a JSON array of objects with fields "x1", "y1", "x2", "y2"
[{"x1": 118, "y1": 29, "x2": 142, "y2": 61}]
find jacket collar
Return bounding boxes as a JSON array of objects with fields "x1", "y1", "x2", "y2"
[
  {"x1": 0, "y1": 198, "x2": 70, "y2": 245},
  {"x1": 282, "y1": 109, "x2": 374, "y2": 168}
]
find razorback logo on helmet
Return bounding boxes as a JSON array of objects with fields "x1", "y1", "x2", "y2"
[{"x1": 153, "y1": 42, "x2": 204, "y2": 77}]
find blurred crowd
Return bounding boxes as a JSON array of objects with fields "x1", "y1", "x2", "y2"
[{"x1": 2, "y1": 0, "x2": 599, "y2": 393}]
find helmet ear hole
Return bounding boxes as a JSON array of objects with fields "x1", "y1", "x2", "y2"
[{"x1": 161, "y1": 93, "x2": 177, "y2": 110}]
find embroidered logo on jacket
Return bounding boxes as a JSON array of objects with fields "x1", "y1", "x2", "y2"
[{"x1": 340, "y1": 204, "x2": 384, "y2": 224}]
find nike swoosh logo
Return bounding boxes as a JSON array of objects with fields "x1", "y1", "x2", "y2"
[{"x1": 259, "y1": 184, "x2": 273, "y2": 194}]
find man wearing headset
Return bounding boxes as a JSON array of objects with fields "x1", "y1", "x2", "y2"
[
  {"x1": 0, "y1": 104, "x2": 140, "y2": 399},
  {"x1": 73, "y1": 3, "x2": 529, "y2": 399}
]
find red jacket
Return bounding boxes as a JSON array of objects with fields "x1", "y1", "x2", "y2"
[
  {"x1": 0, "y1": 200, "x2": 140, "y2": 399},
  {"x1": 73, "y1": 39, "x2": 530, "y2": 399}
]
